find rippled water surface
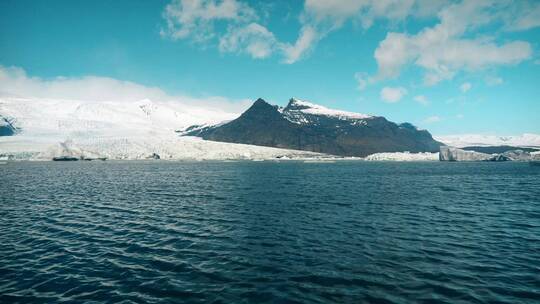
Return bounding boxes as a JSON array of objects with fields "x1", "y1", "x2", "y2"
[{"x1": 1, "y1": 161, "x2": 539, "y2": 303}]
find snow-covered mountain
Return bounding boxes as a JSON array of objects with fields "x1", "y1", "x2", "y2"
[
  {"x1": 0, "y1": 96, "x2": 239, "y2": 138},
  {"x1": 4, "y1": 94, "x2": 537, "y2": 161},
  {"x1": 0, "y1": 96, "x2": 321, "y2": 160},
  {"x1": 435, "y1": 134, "x2": 540, "y2": 148},
  {"x1": 185, "y1": 98, "x2": 443, "y2": 157},
  {"x1": 280, "y1": 98, "x2": 373, "y2": 124}
]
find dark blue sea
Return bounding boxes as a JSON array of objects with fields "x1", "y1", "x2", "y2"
[{"x1": 1, "y1": 161, "x2": 539, "y2": 303}]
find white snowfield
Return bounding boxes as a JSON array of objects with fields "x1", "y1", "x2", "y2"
[
  {"x1": 0, "y1": 97, "x2": 239, "y2": 138},
  {"x1": 435, "y1": 134, "x2": 540, "y2": 148},
  {"x1": 0, "y1": 96, "x2": 324, "y2": 160}
]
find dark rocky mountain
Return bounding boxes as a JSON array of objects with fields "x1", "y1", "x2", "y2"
[
  {"x1": 0, "y1": 116, "x2": 17, "y2": 136},
  {"x1": 184, "y1": 98, "x2": 443, "y2": 157}
]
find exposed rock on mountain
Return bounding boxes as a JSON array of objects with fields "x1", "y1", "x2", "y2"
[
  {"x1": 0, "y1": 116, "x2": 17, "y2": 136},
  {"x1": 185, "y1": 98, "x2": 443, "y2": 157}
]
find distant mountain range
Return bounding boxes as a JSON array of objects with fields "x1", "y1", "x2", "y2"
[{"x1": 184, "y1": 98, "x2": 443, "y2": 157}]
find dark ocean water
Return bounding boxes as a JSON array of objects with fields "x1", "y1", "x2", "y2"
[{"x1": 1, "y1": 161, "x2": 539, "y2": 303}]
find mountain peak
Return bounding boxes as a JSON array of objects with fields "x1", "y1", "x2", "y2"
[
  {"x1": 286, "y1": 98, "x2": 317, "y2": 110},
  {"x1": 245, "y1": 98, "x2": 275, "y2": 112},
  {"x1": 253, "y1": 98, "x2": 270, "y2": 106},
  {"x1": 240, "y1": 98, "x2": 281, "y2": 120},
  {"x1": 185, "y1": 97, "x2": 443, "y2": 157}
]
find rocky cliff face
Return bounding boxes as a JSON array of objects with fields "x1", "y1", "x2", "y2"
[{"x1": 185, "y1": 98, "x2": 443, "y2": 157}]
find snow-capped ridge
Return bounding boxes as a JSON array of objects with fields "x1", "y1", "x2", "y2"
[{"x1": 284, "y1": 98, "x2": 372, "y2": 120}]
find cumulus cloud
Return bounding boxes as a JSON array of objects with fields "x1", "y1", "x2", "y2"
[
  {"x1": 160, "y1": 0, "x2": 540, "y2": 68},
  {"x1": 372, "y1": 0, "x2": 533, "y2": 85},
  {"x1": 162, "y1": 0, "x2": 281, "y2": 60},
  {"x1": 302, "y1": 0, "x2": 447, "y2": 30},
  {"x1": 0, "y1": 66, "x2": 250, "y2": 113},
  {"x1": 460, "y1": 82, "x2": 472, "y2": 93},
  {"x1": 295, "y1": 0, "x2": 448, "y2": 64},
  {"x1": 504, "y1": 1, "x2": 540, "y2": 31},
  {"x1": 303, "y1": 0, "x2": 539, "y2": 69},
  {"x1": 380, "y1": 86, "x2": 407, "y2": 103},
  {"x1": 219, "y1": 23, "x2": 277, "y2": 59},
  {"x1": 159, "y1": 0, "x2": 453, "y2": 64},
  {"x1": 161, "y1": 0, "x2": 257, "y2": 42},
  {"x1": 160, "y1": 0, "x2": 325, "y2": 63},
  {"x1": 281, "y1": 26, "x2": 319, "y2": 64},
  {"x1": 413, "y1": 95, "x2": 429, "y2": 105}
]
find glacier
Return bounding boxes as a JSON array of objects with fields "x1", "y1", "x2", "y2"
[
  {"x1": 365, "y1": 152, "x2": 439, "y2": 161},
  {"x1": 435, "y1": 134, "x2": 540, "y2": 148},
  {"x1": 0, "y1": 97, "x2": 322, "y2": 160}
]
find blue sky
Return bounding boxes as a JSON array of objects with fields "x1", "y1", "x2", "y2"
[{"x1": 1, "y1": 0, "x2": 539, "y2": 135}]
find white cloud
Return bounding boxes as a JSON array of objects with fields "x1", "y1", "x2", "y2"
[
  {"x1": 162, "y1": 0, "x2": 287, "y2": 61},
  {"x1": 372, "y1": 1, "x2": 533, "y2": 85},
  {"x1": 160, "y1": 0, "x2": 453, "y2": 64},
  {"x1": 460, "y1": 82, "x2": 472, "y2": 93},
  {"x1": 0, "y1": 66, "x2": 250, "y2": 113},
  {"x1": 423, "y1": 115, "x2": 441, "y2": 123},
  {"x1": 302, "y1": 0, "x2": 446, "y2": 30},
  {"x1": 281, "y1": 26, "x2": 319, "y2": 64},
  {"x1": 161, "y1": 0, "x2": 257, "y2": 42},
  {"x1": 413, "y1": 95, "x2": 429, "y2": 105},
  {"x1": 380, "y1": 86, "x2": 407, "y2": 103},
  {"x1": 159, "y1": 0, "x2": 540, "y2": 66},
  {"x1": 160, "y1": 0, "x2": 324, "y2": 63},
  {"x1": 219, "y1": 23, "x2": 277, "y2": 59},
  {"x1": 295, "y1": 0, "x2": 445, "y2": 64},
  {"x1": 505, "y1": 2, "x2": 540, "y2": 31}
]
